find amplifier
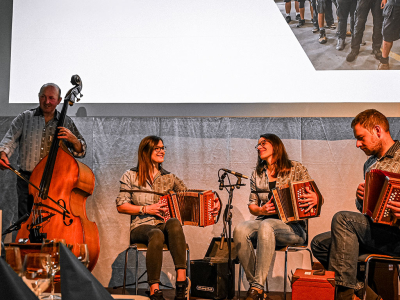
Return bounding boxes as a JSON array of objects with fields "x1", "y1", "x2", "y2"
[{"x1": 190, "y1": 259, "x2": 234, "y2": 300}]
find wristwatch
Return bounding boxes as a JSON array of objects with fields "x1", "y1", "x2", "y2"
[{"x1": 139, "y1": 206, "x2": 144, "y2": 215}]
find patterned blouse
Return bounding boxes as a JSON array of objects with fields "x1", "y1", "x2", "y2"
[
  {"x1": 248, "y1": 160, "x2": 313, "y2": 235},
  {"x1": 116, "y1": 167, "x2": 187, "y2": 231},
  {"x1": 248, "y1": 160, "x2": 312, "y2": 207}
]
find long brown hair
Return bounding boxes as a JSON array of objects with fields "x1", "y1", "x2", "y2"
[
  {"x1": 136, "y1": 135, "x2": 163, "y2": 187},
  {"x1": 256, "y1": 133, "x2": 291, "y2": 177}
]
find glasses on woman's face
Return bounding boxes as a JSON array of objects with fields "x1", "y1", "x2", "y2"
[
  {"x1": 255, "y1": 140, "x2": 268, "y2": 150},
  {"x1": 154, "y1": 146, "x2": 166, "y2": 153}
]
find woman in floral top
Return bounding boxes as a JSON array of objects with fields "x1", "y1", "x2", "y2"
[{"x1": 233, "y1": 133, "x2": 319, "y2": 300}]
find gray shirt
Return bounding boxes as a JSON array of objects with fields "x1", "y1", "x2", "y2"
[
  {"x1": 248, "y1": 160, "x2": 312, "y2": 235},
  {"x1": 386, "y1": 0, "x2": 400, "y2": 7},
  {"x1": 116, "y1": 167, "x2": 187, "y2": 231},
  {"x1": 248, "y1": 160, "x2": 312, "y2": 207},
  {"x1": 0, "y1": 107, "x2": 86, "y2": 172}
]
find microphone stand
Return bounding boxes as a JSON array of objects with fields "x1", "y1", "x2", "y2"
[
  {"x1": 2, "y1": 213, "x2": 30, "y2": 259},
  {"x1": 2, "y1": 213, "x2": 30, "y2": 236},
  {"x1": 218, "y1": 170, "x2": 246, "y2": 300}
]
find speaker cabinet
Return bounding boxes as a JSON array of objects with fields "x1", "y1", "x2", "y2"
[{"x1": 190, "y1": 259, "x2": 234, "y2": 300}]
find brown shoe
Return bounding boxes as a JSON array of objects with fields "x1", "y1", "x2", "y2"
[
  {"x1": 337, "y1": 286, "x2": 355, "y2": 300},
  {"x1": 355, "y1": 286, "x2": 383, "y2": 300},
  {"x1": 318, "y1": 29, "x2": 327, "y2": 44},
  {"x1": 378, "y1": 62, "x2": 389, "y2": 70},
  {"x1": 245, "y1": 288, "x2": 269, "y2": 300}
]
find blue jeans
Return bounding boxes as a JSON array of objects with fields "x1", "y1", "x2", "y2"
[
  {"x1": 312, "y1": 211, "x2": 400, "y2": 289},
  {"x1": 233, "y1": 218, "x2": 306, "y2": 290}
]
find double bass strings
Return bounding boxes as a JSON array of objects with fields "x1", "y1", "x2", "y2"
[{"x1": 6, "y1": 164, "x2": 70, "y2": 215}]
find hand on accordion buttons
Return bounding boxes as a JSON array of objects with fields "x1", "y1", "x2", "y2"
[
  {"x1": 356, "y1": 182, "x2": 365, "y2": 202},
  {"x1": 298, "y1": 186, "x2": 317, "y2": 213},
  {"x1": 212, "y1": 198, "x2": 221, "y2": 216},
  {"x1": 147, "y1": 202, "x2": 169, "y2": 218},
  {"x1": 387, "y1": 200, "x2": 400, "y2": 217}
]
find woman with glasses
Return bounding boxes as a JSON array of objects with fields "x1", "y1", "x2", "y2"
[
  {"x1": 233, "y1": 133, "x2": 319, "y2": 300},
  {"x1": 116, "y1": 135, "x2": 188, "y2": 300}
]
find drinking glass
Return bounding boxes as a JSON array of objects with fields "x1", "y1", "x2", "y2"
[
  {"x1": 72, "y1": 243, "x2": 90, "y2": 268},
  {"x1": 22, "y1": 253, "x2": 51, "y2": 298},
  {"x1": 4, "y1": 246, "x2": 23, "y2": 276},
  {"x1": 41, "y1": 239, "x2": 65, "y2": 300}
]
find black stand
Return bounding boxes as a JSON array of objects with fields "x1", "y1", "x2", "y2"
[{"x1": 218, "y1": 170, "x2": 246, "y2": 300}]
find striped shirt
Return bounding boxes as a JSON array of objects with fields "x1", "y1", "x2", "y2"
[
  {"x1": 364, "y1": 140, "x2": 400, "y2": 174},
  {"x1": 116, "y1": 167, "x2": 187, "y2": 231},
  {"x1": 0, "y1": 107, "x2": 86, "y2": 172}
]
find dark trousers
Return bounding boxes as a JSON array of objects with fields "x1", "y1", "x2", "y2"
[
  {"x1": 16, "y1": 171, "x2": 32, "y2": 219},
  {"x1": 312, "y1": 0, "x2": 319, "y2": 25},
  {"x1": 351, "y1": 0, "x2": 384, "y2": 50},
  {"x1": 337, "y1": 0, "x2": 357, "y2": 39},
  {"x1": 317, "y1": 0, "x2": 336, "y2": 25},
  {"x1": 311, "y1": 211, "x2": 400, "y2": 288},
  {"x1": 130, "y1": 218, "x2": 187, "y2": 285}
]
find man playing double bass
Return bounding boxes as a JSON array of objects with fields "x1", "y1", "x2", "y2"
[{"x1": 0, "y1": 83, "x2": 86, "y2": 219}]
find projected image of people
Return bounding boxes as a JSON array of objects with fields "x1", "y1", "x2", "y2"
[{"x1": 275, "y1": 0, "x2": 400, "y2": 70}]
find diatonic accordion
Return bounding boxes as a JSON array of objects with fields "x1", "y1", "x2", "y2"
[
  {"x1": 364, "y1": 169, "x2": 400, "y2": 226},
  {"x1": 272, "y1": 180, "x2": 323, "y2": 223},
  {"x1": 159, "y1": 190, "x2": 221, "y2": 227}
]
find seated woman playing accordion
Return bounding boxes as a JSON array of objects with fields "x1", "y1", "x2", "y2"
[
  {"x1": 115, "y1": 135, "x2": 189, "y2": 300},
  {"x1": 233, "y1": 133, "x2": 322, "y2": 300}
]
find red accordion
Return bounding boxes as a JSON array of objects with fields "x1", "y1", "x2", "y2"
[
  {"x1": 159, "y1": 190, "x2": 221, "y2": 227},
  {"x1": 272, "y1": 180, "x2": 323, "y2": 223},
  {"x1": 364, "y1": 169, "x2": 400, "y2": 226}
]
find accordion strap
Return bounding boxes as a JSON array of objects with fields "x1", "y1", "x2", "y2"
[
  {"x1": 213, "y1": 191, "x2": 223, "y2": 224},
  {"x1": 120, "y1": 189, "x2": 166, "y2": 196}
]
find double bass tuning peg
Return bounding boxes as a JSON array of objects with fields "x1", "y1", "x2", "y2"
[{"x1": 76, "y1": 93, "x2": 83, "y2": 102}]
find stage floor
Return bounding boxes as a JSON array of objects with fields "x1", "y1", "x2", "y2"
[
  {"x1": 108, "y1": 287, "x2": 400, "y2": 300},
  {"x1": 109, "y1": 287, "x2": 293, "y2": 300}
]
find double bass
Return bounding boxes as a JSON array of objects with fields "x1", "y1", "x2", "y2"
[{"x1": 15, "y1": 75, "x2": 100, "y2": 271}]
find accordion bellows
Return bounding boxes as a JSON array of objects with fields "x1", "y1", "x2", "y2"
[
  {"x1": 364, "y1": 169, "x2": 400, "y2": 226},
  {"x1": 160, "y1": 190, "x2": 219, "y2": 227},
  {"x1": 272, "y1": 180, "x2": 323, "y2": 223}
]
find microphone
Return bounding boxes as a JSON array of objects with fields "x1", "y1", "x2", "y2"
[
  {"x1": 221, "y1": 168, "x2": 249, "y2": 179},
  {"x1": 219, "y1": 172, "x2": 227, "y2": 190},
  {"x1": 2, "y1": 213, "x2": 30, "y2": 235}
]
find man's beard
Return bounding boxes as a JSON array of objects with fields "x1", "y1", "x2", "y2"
[{"x1": 362, "y1": 137, "x2": 382, "y2": 156}]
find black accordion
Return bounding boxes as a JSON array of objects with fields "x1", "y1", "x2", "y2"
[{"x1": 272, "y1": 180, "x2": 323, "y2": 223}]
